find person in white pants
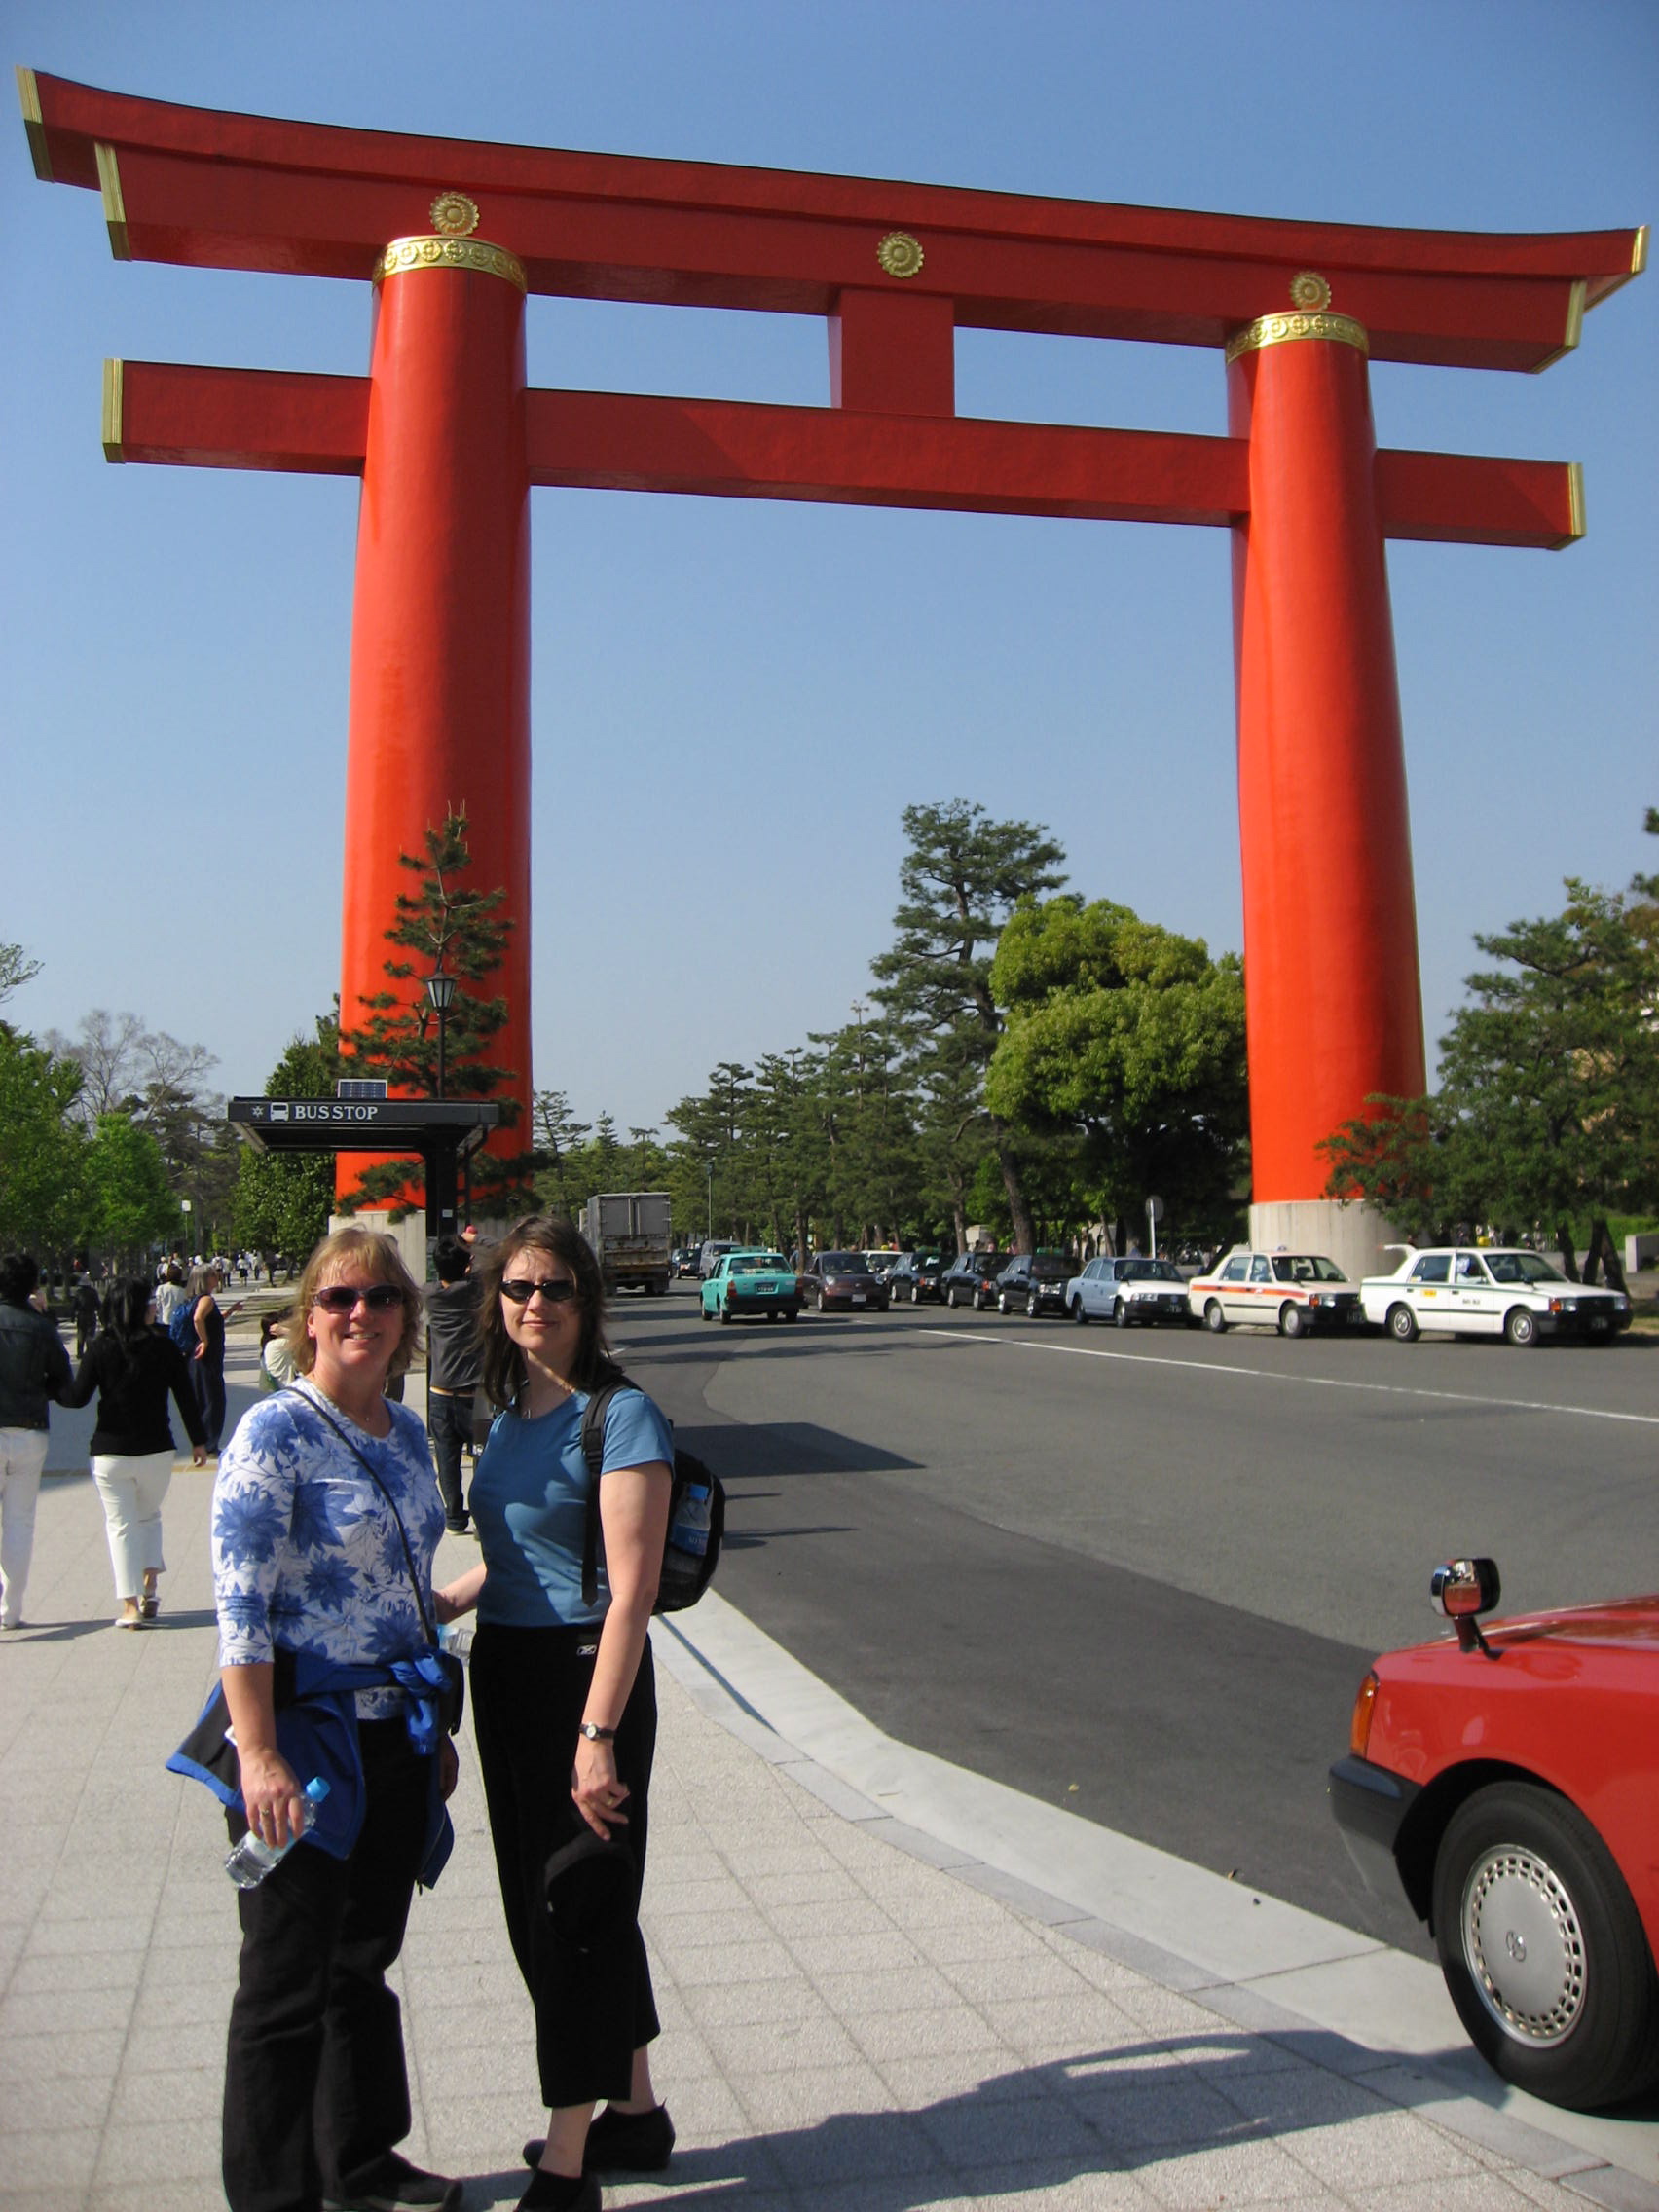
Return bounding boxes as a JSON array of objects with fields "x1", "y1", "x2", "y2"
[
  {"x1": 62, "y1": 1277, "x2": 207, "y2": 1627},
  {"x1": 0, "y1": 1252, "x2": 73, "y2": 1631}
]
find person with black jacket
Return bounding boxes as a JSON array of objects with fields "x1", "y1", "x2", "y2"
[
  {"x1": 61, "y1": 1277, "x2": 207, "y2": 1627},
  {"x1": 423, "y1": 1235, "x2": 483, "y2": 1534},
  {"x1": 0, "y1": 1252, "x2": 73, "y2": 1631}
]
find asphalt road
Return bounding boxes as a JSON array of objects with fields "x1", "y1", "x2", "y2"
[{"x1": 612, "y1": 1286, "x2": 1658, "y2": 1957}]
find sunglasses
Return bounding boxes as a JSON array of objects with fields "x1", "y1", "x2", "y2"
[
  {"x1": 312, "y1": 1284, "x2": 404, "y2": 1315},
  {"x1": 499, "y1": 1277, "x2": 579, "y2": 1307}
]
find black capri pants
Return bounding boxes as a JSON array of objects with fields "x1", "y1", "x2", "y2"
[{"x1": 470, "y1": 1620, "x2": 660, "y2": 2108}]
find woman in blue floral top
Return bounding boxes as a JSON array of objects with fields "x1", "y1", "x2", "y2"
[{"x1": 211, "y1": 1226, "x2": 461, "y2": 2212}]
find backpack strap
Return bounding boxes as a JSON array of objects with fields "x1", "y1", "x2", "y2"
[{"x1": 578, "y1": 1382, "x2": 622, "y2": 1608}]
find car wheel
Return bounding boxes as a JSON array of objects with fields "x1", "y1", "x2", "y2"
[
  {"x1": 1431, "y1": 1781, "x2": 1659, "y2": 2111},
  {"x1": 1113, "y1": 1299, "x2": 1130, "y2": 1330},
  {"x1": 1071, "y1": 1297, "x2": 1088, "y2": 1326},
  {"x1": 1387, "y1": 1303, "x2": 1419, "y2": 1344},
  {"x1": 1203, "y1": 1300, "x2": 1226, "y2": 1334},
  {"x1": 784, "y1": 1308, "x2": 798, "y2": 1322},
  {"x1": 910, "y1": 1283, "x2": 921, "y2": 1305},
  {"x1": 1026, "y1": 1291, "x2": 1040, "y2": 1318},
  {"x1": 1505, "y1": 1306, "x2": 1540, "y2": 1348},
  {"x1": 1279, "y1": 1303, "x2": 1308, "y2": 1338},
  {"x1": 719, "y1": 1304, "x2": 731, "y2": 1325}
]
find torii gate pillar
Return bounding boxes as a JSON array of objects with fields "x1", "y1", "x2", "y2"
[
  {"x1": 1229, "y1": 302, "x2": 1424, "y2": 1278},
  {"x1": 340, "y1": 229, "x2": 532, "y2": 1209}
]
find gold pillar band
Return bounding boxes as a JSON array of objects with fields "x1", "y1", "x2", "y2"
[
  {"x1": 102, "y1": 357, "x2": 124, "y2": 461},
  {"x1": 372, "y1": 235, "x2": 526, "y2": 291},
  {"x1": 1225, "y1": 309, "x2": 1369, "y2": 368},
  {"x1": 95, "y1": 141, "x2": 129, "y2": 261}
]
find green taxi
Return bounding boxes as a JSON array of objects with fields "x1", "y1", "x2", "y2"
[{"x1": 699, "y1": 1250, "x2": 802, "y2": 1324}]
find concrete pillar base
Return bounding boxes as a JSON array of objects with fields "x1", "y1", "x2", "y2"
[{"x1": 1248, "y1": 1198, "x2": 1409, "y2": 1288}]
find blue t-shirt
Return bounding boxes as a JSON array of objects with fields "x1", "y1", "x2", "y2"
[{"x1": 472, "y1": 1385, "x2": 674, "y2": 1628}]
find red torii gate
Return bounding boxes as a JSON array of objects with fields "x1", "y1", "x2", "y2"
[{"x1": 20, "y1": 69, "x2": 1645, "y2": 1265}]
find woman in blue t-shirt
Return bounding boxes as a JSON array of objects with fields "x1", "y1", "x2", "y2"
[{"x1": 436, "y1": 1215, "x2": 674, "y2": 2212}]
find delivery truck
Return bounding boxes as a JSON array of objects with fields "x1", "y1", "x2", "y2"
[{"x1": 581, "y1": 1192, "x2": 674, "y2": 1296}]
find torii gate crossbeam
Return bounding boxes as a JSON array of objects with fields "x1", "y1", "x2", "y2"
[{"x1": 21, "y1": 67, "x2": 1646, "y2": 1266}]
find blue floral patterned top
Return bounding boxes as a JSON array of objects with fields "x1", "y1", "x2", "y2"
[{"x1": 212, "y1": 1380, "x2": 444, "y2": 1718}]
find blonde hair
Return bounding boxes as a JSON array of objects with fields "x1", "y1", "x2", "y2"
[{"x1": 278, "y1": 1226, "x2": 424, "y2": 1381}]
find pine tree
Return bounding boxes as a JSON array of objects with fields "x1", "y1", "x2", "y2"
[
  {"x1": 871, "y1": 800, "x2": 1066, "y2": 1253},
  {"x1": 340, "y1": 809, "x2": 530, "y2": 1214}
]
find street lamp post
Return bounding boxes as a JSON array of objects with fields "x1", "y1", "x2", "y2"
[{"x1": 424, "y1": 969, "x2": 456, "y2": 1099}]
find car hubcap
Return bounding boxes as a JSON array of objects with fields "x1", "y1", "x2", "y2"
[{"x1": 1461, "y1": 1845, "x2": 1586, "y2": 2047}]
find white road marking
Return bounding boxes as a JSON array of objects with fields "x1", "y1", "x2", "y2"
[{"x1": 925, "y1": 1327, "x2": 1659, "y2": 1426}]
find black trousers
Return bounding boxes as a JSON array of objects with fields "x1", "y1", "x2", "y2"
[
  {"x1": 426, "y1": 1390, "x2": 471, "y2": 1526},
  {"x1": 194, "y1": 1354, "x2": 227, "y2": 1451},
  {"x1": 221, "y1": 1720, "x2": 431, "y2": 2212},
  {"x1": 471, "y1": 1621, "x2": 660, "y2": 2108}
]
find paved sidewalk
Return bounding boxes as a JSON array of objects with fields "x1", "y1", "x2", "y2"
[{"x1": 4, "y1": 1340, "x2": 1654, "y2": 2210}]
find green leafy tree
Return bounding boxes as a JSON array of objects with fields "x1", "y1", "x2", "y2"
[
  {"x1": 0, "y1": 1021, "x2": 89, "y2": 1252},
  {"x1": 234, "y1": 1015, "x2": 341, "y2": 1276},
  {"x1": 81, "y1": 1113, "x2": 176, "y2": 1270},
  {"x1": 872, "y1": 800, "x2": 1067, "y2": 1253},
  {"x1": 986, "y1": 897, "x2": 1248, "y2": 1250},
  {"x1": 340, "y1": 809, "x2": 531, "y2": 1215},
  {"x1": 1323, "y1": 808, "x2": 1659, "y2": 1284}
]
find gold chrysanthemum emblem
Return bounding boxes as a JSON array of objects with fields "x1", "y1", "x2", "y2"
[
  {"x1": 430, "y1": 191, "x2": 481, "y2": 238},
  {"x1": 877, "y1": 230, "x2": 924, "y2": 279},
  {"x1": 1289, "y1": 271, "x2": 1332, "y2": 311}
]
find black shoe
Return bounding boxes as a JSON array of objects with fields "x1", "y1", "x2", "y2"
[
  {"x1": 517, "y1": 2174, "x2": 599, "y2": 2212},
  {"x1": 523, "y1": 2102, "x2": 675, "y2": 2175},
  {"x1": 444, "y1": 1518, "x2": 470, "y2": 1535},
  {"x1": 324, "y1": 2150, "x2": 463, "y2": 2212}
]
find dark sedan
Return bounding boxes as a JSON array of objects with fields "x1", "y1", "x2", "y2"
[
  {"x1": 991, "y1": 1253, "x2": 1073, "y2": 1317},
  {"x1": 939, "y1": 1252, "x2": 1005, "y2": 1309},
  {"x1": 890, "y1": 1252, "x2": 946, "y2": 1304},
  {"x1": 799, "y1": 1252, "x2": 891, "y2": 1311}
]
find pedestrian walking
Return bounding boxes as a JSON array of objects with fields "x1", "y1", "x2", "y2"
[
  {"x1": 72, "y1": 1269, "x2": 102, "y2": 1360},
  {"x1": 436, "y1": 1215, "x2": 676, "y2": 2210},
  {"x1": 62, "y1": 1276, "x2": 207, "y2": 1627},
  {"x1": 154, "y1": 1262, "x2": 189, "y2": 1333},
  {"x1": 423, "y1": 1235, "x2": 482, "y2": 1534},
  {"x1": 0, "y1": 1252, "x2": 73, "y2": 1631},
  {"x1": 187, "y1": 1263, "x2": 241, "y2": 1453}
]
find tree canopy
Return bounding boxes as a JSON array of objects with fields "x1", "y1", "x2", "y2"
[
  {"x1": 871, "y1": 799, "x2": 1067, "y2": 1252},
  {"x1": 986, "y1": 898, "x2": 1248, "y2": 1243},
  {"x1": 1323, "y1": 806, "x2": 1659, "y2": 1278}
]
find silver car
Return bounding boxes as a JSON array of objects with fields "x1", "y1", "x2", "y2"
[{"x1": 1065, "y1": 1255, "x2": 1191, "y2": 1327}]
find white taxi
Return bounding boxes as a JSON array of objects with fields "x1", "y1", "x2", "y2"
[
  {"x1": 1360, "y1": 1247, "x2": 1632, "y2": 1347},
  {"x1": 1186, "y1": 1249, "x2": 1365, "y2": 1336}
]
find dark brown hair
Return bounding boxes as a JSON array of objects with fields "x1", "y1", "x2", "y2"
[{"x1": 475, "y1": 1214, "x2": 625, "y2": 1410}]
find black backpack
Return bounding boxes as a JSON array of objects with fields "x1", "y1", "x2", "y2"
[{"x1": 579, "y1": 1382, "x2": 723, "y2": 1614}]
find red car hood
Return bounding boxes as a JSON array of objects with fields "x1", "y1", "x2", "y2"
[{"x1": 1474, "y1": 1596, "x2": 1659, "y2": 1655}]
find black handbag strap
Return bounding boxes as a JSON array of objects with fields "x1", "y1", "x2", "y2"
[{"x1": 282, "y1": 1384, "x2": 437, "y2": 1645}]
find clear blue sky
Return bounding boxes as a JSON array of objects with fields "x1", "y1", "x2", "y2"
[{"x1": 4, "y1": 0, "x2": 1654, "y2": 1134}]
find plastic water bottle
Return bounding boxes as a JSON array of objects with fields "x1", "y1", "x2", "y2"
[
  {"x1": 224, "y1": 1776, "x2": 331, "y2": 1889},
  {"x1": 438, "y1": 1621, "x2": 473, "y2": 1664},
  {"x1": 672, "y1": 1482, "x2": 712, "y2": 1559}
]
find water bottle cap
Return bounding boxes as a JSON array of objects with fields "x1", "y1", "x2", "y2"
[{"x1": 304, "y1": 1776, "x2": 332, "y2": 1803}]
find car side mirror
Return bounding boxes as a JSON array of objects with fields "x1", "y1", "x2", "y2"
[{"x1": 1431, "y1": 1557, "x2": 1501, "y2": 1655}]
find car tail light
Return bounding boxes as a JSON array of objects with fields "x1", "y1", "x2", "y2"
[{"x1": 1348, "y1": 1672, "x2": 1380, "y2": 1756}]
